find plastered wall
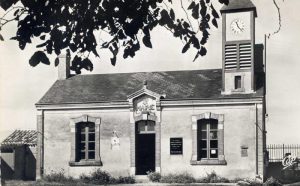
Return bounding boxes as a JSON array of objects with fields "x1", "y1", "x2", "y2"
[
  {"x1": 42, "y1": 103, "x2": 264, "y2": 179},
  {"x1": 160, "y1": 104, "x2": 260, "y2": 179},
  {"x1": 43, "y1": 109, "x2": 131, "y2": 177}
]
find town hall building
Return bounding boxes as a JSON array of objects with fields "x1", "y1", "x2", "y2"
[{"x1": 35, "y1": 0, "x2": 267, "y2": 180}]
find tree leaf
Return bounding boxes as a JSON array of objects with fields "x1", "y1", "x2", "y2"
[
  {"x1": 0, "y1": 34, "x2": 4, "y2": 41},
  {"x1": 219, "y1": 0, "x2": 229, "y2": 5},
  {"x1": 142, "y1": 36, "x2": 152, "y2": 48},
  {"x1": 110, "y1": 56, "x2": 116, "y2": 66},
  {"x1": 191, "y1": 36, "x2": 200, "y2": 49},
  {"x1": 192, "y1": 3, "x2": 199, "y2": 19},
  {"x1": 188, "y1": 1, "x2": 196, "y2": 10},
  {"x1": 82, "y1": 58, "x2": 93, "y2": 71},
  {"x1": 182, "y1": 40, "x2": 191, "y2": 53},
  {"x1": 170, "y1": 9, "x2": 175, "y2": 21},
  {"x1": 193, "y1": 51, "x2": 200, "y2": 62},
  {"x1": 54, "y1": 57, "x2": 59, "y2": 67},
  {"x1": 142, "y1": 26, "x2": 150, "y2": 37},
  {"x1": 40, "y1": 35, "x2": 46, "y2": 40},
  {"x1": 92, "y1": 48, "x2": 99, "y2": 57},
  {"x1": 200, "y1": 0, "x2": 207, "y2": 17},
  {"x1": 212, "y1": 18, "x2": 218, "y2": 28},
  {"x1": 199, "y1": 46, "x2": 207, "y2": 56},
  {"x1": 13, "y1": 9, "x2": 20, "y2": 16},
  {"x1": 159, "y1": 9, "x2": 171, "y2": 26},
  {"x1": 19, "y1": 41, "x2": 26, "y2": 50},
  {"x1": 29, "y1": 51, "x2": 50, "y2": 67},
  {"x1": 211, "y1": 5, "x2": 220, "y2": 19},
  {"x1": 36, "y1": 41, "x2": 48, "y2": 48}
]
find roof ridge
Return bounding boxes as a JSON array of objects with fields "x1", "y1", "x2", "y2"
[{"x1": 73, "y1": 68, "x2": 222, "y2": 77}]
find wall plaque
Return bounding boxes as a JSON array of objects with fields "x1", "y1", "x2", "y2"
[
  {"x1": 170, "y1": 138, "x2": 183, "y2": 155},
  {"x1": 241, "y1": 146, "x2": 248, "y2": 157},
  {"x1": 111, "y1": 130, "x2": 120, "y2": 150}
]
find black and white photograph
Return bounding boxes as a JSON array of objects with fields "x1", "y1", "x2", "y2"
[{"x1": 0, "y1": 0, "x2": 299, "y2": 185}]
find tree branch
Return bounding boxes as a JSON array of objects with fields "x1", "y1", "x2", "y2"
[
  {"x1": 268, "y1": 0, "x2": 282, "y2": 38},
  {"x1": 180, "y1": 0, "x2": 195, "y2": 32}
]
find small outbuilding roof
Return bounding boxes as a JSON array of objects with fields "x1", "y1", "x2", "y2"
[
  {"x1": 36, "y1": 69, "x2": 264, "y2": 105},
  {"x1": 1, "y1": 130, "x2": 37, "y2": 148}
]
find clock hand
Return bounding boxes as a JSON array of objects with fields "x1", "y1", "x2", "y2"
[{"x1": 235, "y1": 22, "x2": 244, "y2": 31}]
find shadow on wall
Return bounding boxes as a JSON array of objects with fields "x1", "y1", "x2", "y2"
[
  {"x1": 1, "y1": 156, "x2": 14, "y2": 180},
  {"x1": 254, "y1": 44, "x2": 265, "y2": 91},
  {"x1": 1, "y1": 146, "x2": 36, "y2": 180},
  {"x1": 24, "y1": 146, "x2": 36, "y2": 180}
]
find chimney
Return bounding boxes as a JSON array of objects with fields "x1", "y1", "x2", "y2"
[{"x1": 58, "y1": 53, "x2": 70, "y2": 80}]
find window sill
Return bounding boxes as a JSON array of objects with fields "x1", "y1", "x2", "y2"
[
  {"x1": 69, "y1": 160, "x2": 102, "y2": 167},
  {"x1": 190, "y1": 159, "x2": 227, "y2": 165}
]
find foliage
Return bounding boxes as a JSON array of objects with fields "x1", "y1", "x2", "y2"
[
  {"x1": 0, "y1": 0, "x2": 229, "y2": 73},
  {"x1": 196, "y1": 171, "x2": 229, "y2": 183},
  {"x1": 160, "y1": 172, "x2": 196, "y2": 183},
  {"x1": 233, "y1": 178, "x2": 263, "y2": 186},
  {"x1": 147, "y1": 170, "x2": 232, "y2": 184},
  {"x1": 146, "y1": 171, "x2": 161, "y2": 182},
  {"x1": 43, "y1": 169, "x2": 75, "y2": 183},
  {"x1": 80, "y1": 169, "x2": 111, "y2": 184},
  {"x1": 109, "y1": 176, "x2": 136, "y2": 184},
  {"x1": 79, "y1": 169, "x2": 135, "y2": 184},
  {"x1": 263, "y1": 177, "x2": 282, "y2": 186}
]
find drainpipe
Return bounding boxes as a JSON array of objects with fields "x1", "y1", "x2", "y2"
[
  {"x1": 36, "y1": 110, "x2": 44, "y2": 179},
  {"x1": 255, "y1": 103, "x2": 258, "y2": 175}
]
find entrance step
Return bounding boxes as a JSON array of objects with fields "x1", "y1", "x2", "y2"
[{"x1": 135, "y1": 175, "x2": 149, "y2": 183}]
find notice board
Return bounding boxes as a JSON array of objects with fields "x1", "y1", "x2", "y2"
[{"x1": 170, "y1": 138, "x2": 183, "y2": 155}]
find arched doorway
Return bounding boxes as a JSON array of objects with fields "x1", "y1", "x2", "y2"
[{"x1": 135, "y1": 120, "x2": 155, "y2": 175}]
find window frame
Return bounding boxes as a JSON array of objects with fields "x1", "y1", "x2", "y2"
[
  {"x1": 234, "y1": 75, "x2": 242, "y2": 90},
  {"x1": 232, "y1": 74, "x2": 245, "y2": 92},
  {"x1": 136, "y1": 120, "x2": 155, "y2": 134},
  {"x1": 76, "y1": 122, "x2": 96, "y2": 161},
  {"x1": 191, "y1": 112, "x2": 226, "y2": 165},
  {"x1": 69, "y1": 115, "x2": 102, "y2": 166},
  {"x1": 197, "y1": 119, "x2": 219, "y2": 160}
]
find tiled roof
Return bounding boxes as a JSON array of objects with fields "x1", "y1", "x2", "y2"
[
  {"x1": 37, "y1": 69, "x2": 264, "y2": 105},
  {"x1": 221, "y1": 0, "x2": 257, "y2": 16},
  {"x1": 1, "y1": 130, "x2": 37, "y2": 147}
]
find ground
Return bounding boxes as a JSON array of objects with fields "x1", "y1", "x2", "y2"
[{"x1": 3, "y1": 180, "x2": 300, "y2": 186}]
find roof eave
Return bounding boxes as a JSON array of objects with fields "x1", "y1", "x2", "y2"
[
  {"x1": 220, "y1": 8, "x2": 257, "y2": 17},
  {"x1": 35, "y1": 95, "x2": 264, "y2": 110}
]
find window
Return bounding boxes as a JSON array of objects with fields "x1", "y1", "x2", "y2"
[
  {"x1": 191, "y1": 112, "x2": 226, "y2": 165},
  {"x1": 69, "y1": 115, "x2": 101, "y2": 166},
  {"x1": 234, "y1": 76, "x2": 242, "y2": 89},
  {"x1": 136, "y1": 120, "x2": 155, "y2": 134},
  {"x1": 197, "y1": 119, "x2": 218, "y2": 160},
  {"x1": 76, "y1": 122, "x2": 95, "y2": 161}
]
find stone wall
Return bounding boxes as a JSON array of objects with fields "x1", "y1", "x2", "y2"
[
  {"x1": 41, "y1": 102, "x2": 264, "y2": 179},
  {"x1": 43, "y1": 109, "x2": 131, "y2": 177},
  {"x1": 160, "y1": 104, "x2": 259, "y2": 179}
]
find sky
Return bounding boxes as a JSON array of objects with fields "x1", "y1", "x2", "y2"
[{"x1": 0, "y1": 0, "x2": 300, "y2": 144}]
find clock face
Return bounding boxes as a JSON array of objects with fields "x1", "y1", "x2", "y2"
[
  {"x1": 225, "y1": 12, "x2": 251, "y2": 41},
  {"x1": 230, "y1": 19, "x2": 245, "y2": 35}
]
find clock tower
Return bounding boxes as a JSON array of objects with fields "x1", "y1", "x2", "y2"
[{"x1": 220, "y1": 0, "x2": 257, "y2": 94}]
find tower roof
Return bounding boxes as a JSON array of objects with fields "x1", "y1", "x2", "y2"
[{"x1": 221, "y1": 0, "x2": 257, "y2": 17}]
